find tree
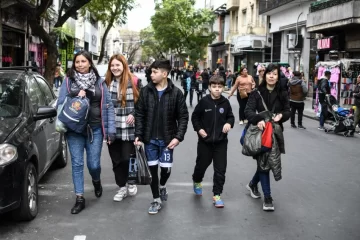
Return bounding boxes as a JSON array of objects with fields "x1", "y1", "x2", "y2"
[
  {"x1": 139, "y1": 26, "x2": 167, "y2": 61},
  {"x1": 81, "y1": 0, "x2": 135, "y2": 64},
  {"x1": 119, "y1": 29, "x2": 141, "y2": 64},
  {"x1": 17, "y1": 0, "x2": 91, "y2": 83},
  {"x1": 151, "y1": 0, "x2": 217, "y2": 64}
]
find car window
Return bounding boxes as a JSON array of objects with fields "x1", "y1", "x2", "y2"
[
  {"x1": 35, "y1": 76, "x2": 55, "y2": 104},
  {"x1": 0, "y1": 74, "x2": 23, "y2": 117},
  {"x1": 26, "y1": 77, "x2": 46, "y2": 112}
]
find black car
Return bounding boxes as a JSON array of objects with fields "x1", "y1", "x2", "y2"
[{"x1": 0, "y1": 67, "x2": 67, "y2": 221}]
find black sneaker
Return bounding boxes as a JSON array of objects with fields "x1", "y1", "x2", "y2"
[
  {"x1": 291, "y1": 124, "x2": 297, "y2": 128},
  {"x1": 148, "y1": 201, "x2": 162, "y2": 214},
  {"x1": 263, "y1": 196, "x2": 275, "y2": 211},
  {"x1": 298, "y1": 125, "x2": 306, "y2": 129},
  {"x1": 160, "y1": 187, "x2": 168, "y2": 201},
  {"x1": 246, "y1": 182, "x2": 261, "y2": 199}
]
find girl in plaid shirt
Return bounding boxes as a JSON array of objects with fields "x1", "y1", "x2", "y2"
[{"x1": 105, "y1": 54, "x2": 142, "y2": 202}]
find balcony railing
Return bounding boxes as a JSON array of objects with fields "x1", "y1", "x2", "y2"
[
  {"x1": 259, "y1": 0, "x2": 295, "y2": 14},
  {"x1": 310, "y1": 0, "x2": 354, "y2": 13}
]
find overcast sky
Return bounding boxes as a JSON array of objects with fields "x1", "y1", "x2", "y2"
[{"x1": 126, "y1": 0, "x2": 205, "y2": 32}]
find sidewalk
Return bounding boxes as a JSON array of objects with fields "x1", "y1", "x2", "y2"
[{"x1": 222, "y1": 89, "x2": 318, "y2": 120}]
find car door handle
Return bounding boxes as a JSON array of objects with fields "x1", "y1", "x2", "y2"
[{"x1": 49, "y1": 118, "x2": 55, "y2": 123}]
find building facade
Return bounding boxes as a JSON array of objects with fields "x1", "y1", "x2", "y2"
[{"x1": 227, "y1": 0, "x2": 268, "y2": 76}]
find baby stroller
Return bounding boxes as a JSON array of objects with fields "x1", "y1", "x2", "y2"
[{"x1": 324, "y1": 95, "x2": 355, "y2": 137}]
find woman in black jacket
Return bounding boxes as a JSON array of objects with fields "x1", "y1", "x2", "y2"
[{"x1": 244, "y1": 63, "x2": 291, "y2": 211}]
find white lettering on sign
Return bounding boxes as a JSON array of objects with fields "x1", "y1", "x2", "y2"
[{"x1": 317, "y1": 38, "x2": 331, "y2": 49}]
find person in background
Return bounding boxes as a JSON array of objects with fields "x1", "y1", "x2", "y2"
[
  {"x1": 182, "y1": 65, "x2": 196, "y2": 107},
  {"x1": 170, "y1": 68, "x2": 175, "y2": 81},
  {"x1": 56, "y1": 51, "x2": 116, "y2": 214},
  {"x1": 226, "y1": 70, "x2": 233, "y2": 90},
  {"x1": 254, "y1": 66, "x2": 265, "y2": 87},
  {"x1": 54, "y1": 62, "x2": 64, "y2": 91},
  {"x1": 228, "y1": 66, "x2": 255, "y2": 125},
  {"x1": 105, "y1": 54, "x2": 142, "y2": 202},
  {"x1": 191, "y1": 75, "x2": 234, "y2": 208},
  {"x1": 352, "y1": 75, "x2": 360, "y2": 134},
  {"x1": 318, "y1": 71, "x2": 331, "y2": 130},
  {"x1": 201, "y1": 68, "x2": 210, "y2": 94},
  {"x1": 244, "y1": 63, "x2": 291, "y2": 211},
  {"x1": 289, "y1": 71, "x2": 308, "y2": 129},
  {"x1": 135, "y1": 60, "x2": 189, "y2": 215}
]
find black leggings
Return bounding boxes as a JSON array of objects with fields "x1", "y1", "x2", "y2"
[
  {"x1": 149, "y1": 165, "x2": 171, "y2": 199},
  {"x1": 184, "y1": 89, "x2": 194, "y2": 105},
  {"x1": 237, "y1": 91, "x2": 248, "y2": 121}
]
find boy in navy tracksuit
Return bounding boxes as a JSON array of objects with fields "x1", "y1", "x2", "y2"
[{"x1": 191, "y1": 75, "x2": 235, "y2": 208}]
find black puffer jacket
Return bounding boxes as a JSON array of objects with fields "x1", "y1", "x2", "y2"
[
  {"x1": 135, "y1": 79, "x2": 189, "y2": 145},
  {"x1": 245, "y1": 86, "x2": 291, "y2": 130}
]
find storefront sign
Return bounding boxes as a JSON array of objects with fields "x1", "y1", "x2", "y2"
[
  {"x1": 2, "y1": 56, "x2": 13, "y2": 63},
  {"x1": 67, "y1": 40, "x2": 75, "y2": 60},
  {"x1": 61, "y1": 49, "x2": 67, "y2": 70},
  {"x1": 317, "y1": 38, "x2": 331, "y2": 50}
]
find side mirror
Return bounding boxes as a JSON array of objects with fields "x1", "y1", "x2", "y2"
[{"x1": 33, "y1": 106, "x2": 57, "y2": 121}]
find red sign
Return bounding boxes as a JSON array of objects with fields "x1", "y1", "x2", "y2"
[{"x1": 317, "y1": 38, "x2": 331, "y2": 50}]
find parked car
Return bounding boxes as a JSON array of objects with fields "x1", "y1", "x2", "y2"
[{"x1": 0, "y1": 67, "x2": 67, "y2": 221}]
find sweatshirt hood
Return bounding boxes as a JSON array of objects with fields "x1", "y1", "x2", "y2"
[{"x1": 289, "y1": 77, "x2": 302, "y2": 85}]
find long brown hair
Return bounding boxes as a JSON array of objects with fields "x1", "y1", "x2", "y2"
[{"x1": 105, "y1": 54, "x2": 139, "y2": 107}]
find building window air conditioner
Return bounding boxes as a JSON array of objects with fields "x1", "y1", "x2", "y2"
[{"x1": 252, "y1": 40, "x2": 264, "y2": 49}]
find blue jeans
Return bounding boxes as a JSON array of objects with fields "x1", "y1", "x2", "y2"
[
  {"x1": 226, "y1": 78, "x2": 232, "y2": 89},
  {"x1": 251, "y1": 170, "x2": 271, "y2": 197},
  {"x1": 54, "y1": 77, "x2": 62, "y2": 89},
  {"x1": 66, "y1": 127, "x2": 103, "y2": 195}
]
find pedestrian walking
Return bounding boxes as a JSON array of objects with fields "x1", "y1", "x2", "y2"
[
  {"x1": 56, "y1": 50, "x2": 116, "y2": 214},
  {"x1": 244, "y1": 63, "x2": 291, "y2": 211},
  {"x1": 318, "y1": 71, "x2": 331, "y2": 130},
  {"x1": 182, "y1": 65, "x2": 196, "y2": 107},
  {"x1": 289, "y1": 71, "x2": 308, "y2": 129},
  {"x1": 191, "y1": 75, "x2": 234, "y2": 208},
  {"x1": 254, "y1": 66, "x2": 265, "y2": 87},
  {"x1": 54, "y1": 62, "x2": 64, "y2": 91},
  {"x1": 105, "y1": 54, "x2": 142, "y2": 202},
  {"x1": 226, "y1": 70, "x2": 233, "y2": 90},
  {"x1": 170, "y1": 68, "x2": 175, "y2": 81},
  {"x1": 200, "y1": 68, "x2": 210, "y2": 93},
  {"x1": 195, "y1": 75, "x2": 204, "y2": 102},
  {"x1": 228, "y1": 66, "x2": 255, "y2": 125},
  {"x1": 134, "y1": 59, "x2": 189, "y2": 215},
  {"x1": 353, "y1": 75, "x2": 360, "y2": 133}
]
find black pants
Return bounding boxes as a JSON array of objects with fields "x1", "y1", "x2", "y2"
[
  {"x1": 192, "y1": 140, "x2": 228, "y2": 195},
  {"x1": 196, "y1": 91, "x2": 203, "y2": 102},
  {"x1": 237, "y1": 92, "x2": 248, "y2": 121},
  {"x1": 108, "y1": 140, "x2": 135, "y2": 188},
  {"x1": 149, "y1": 166, "x2": 171, "y2": 199},
  {"x1": 184, "y1": 89, "x2": 194, "y2": 106},
  {"x1": 290, "y1": 102, "x2": 305, "y2": 125}
]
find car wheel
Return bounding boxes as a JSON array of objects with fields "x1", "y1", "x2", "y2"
[
  {"x1": 54, "y1": 136, "x2": 68, "y2": 168},
  {"x1": 12, "y1": 162, "x2": 38, "y2": 221}
]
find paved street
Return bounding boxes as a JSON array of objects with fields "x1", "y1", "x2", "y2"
[{"x1": 1, "y1": 74, "x2": 359, "y2": 240}]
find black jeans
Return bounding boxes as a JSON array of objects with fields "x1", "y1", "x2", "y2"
[
  {"x1": 108, "y1": 140, "x2": 135, "y2": 188},
  {"x1": 192, "y1": 140, "x2": 228, "y2": 195},
  {"x1": 184, "y1": 89, "x2": 194, "y2": 106},
  {"x1": 149, "y1": 166, "x2": 171, "y2": 199},
  {"x1": 237, "y1": 92, "x2": 248, "y2": 121},
  {"x1": 290, "y1": 101, "x2": 305, "y2": 125},
  {"x1": 196, "y1": 91, "x2": 203, "y2": 102}
]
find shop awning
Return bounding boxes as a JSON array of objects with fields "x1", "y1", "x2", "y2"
[{"x1": 208, "y1": 41, "x2": 225, "y2": 47}]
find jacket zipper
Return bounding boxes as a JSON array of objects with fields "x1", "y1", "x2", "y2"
[{"x1": 213, "y1": 103, "x2": 217, "y2": 143}]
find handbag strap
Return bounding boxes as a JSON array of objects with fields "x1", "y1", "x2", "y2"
[{"x1": 257, "y1": 90, "x2": 277, "y2": 113}]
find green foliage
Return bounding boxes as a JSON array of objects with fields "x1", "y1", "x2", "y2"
[
  {"x1": 53, "y1": 23, "x2": 75, "y2": 41},
  {"x1": 151, "y1": 0, "x2": 217, "y2": 62},
  {"x1": 80, "y1": 0, "x2": 135, "y2": 26},
  {"x1": 140, "y1": 26, "x2": 167, "y2": 61}
]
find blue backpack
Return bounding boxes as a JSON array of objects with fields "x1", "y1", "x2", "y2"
[{"x1": 58, "y1": 79, "x2": 90, "y2": 133}]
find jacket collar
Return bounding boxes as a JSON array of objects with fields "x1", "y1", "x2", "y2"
[{"x1": 147, "y1": 78, "x2": 174, "y2": 92}]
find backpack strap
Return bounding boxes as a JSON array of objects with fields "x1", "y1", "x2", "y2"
[{"x1": 66, "y1": 77, "x2": 71, "y2": 93}]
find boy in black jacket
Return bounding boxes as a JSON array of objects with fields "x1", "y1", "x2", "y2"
[{"x1": 191, "y1": 75, "x2": 235, "y2": 208}]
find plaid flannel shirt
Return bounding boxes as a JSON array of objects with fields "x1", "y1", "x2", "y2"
[{"x1": 109, "y1": 79, "x2": 139, "y2": 141}]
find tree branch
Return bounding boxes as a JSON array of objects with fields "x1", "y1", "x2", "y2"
[
  {"x1": 55, "y1": 0, "x2": 91, "y2": 28},
  {"x1": 35, "y1": 0, "x2": 52, "y2": 19}
]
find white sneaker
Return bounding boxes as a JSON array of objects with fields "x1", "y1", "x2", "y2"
[
  {"x1": 114, "y1": 187, "x2": 127, "y2": 202},
  {"x1": 244, "y1": 119, "x2": 248, "y2": 124},
  {"x1": 127, "y1": 184, "x2": 138, "y2": 196},
  {"x1": 239, "y1": 120, "x2": 244, "y2": 125}
]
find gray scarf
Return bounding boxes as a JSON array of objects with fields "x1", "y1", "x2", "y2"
[{"x1": 74, "y1": 70, "x2": 97, "y2": 94}]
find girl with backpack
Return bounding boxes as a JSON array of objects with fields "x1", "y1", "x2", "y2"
[
  {"x1": 105, "y1": 54, "x2": 142, "y2": 202},
  {"x1": 56, "y1": 50, "x2": 116, "y2": 214}
]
